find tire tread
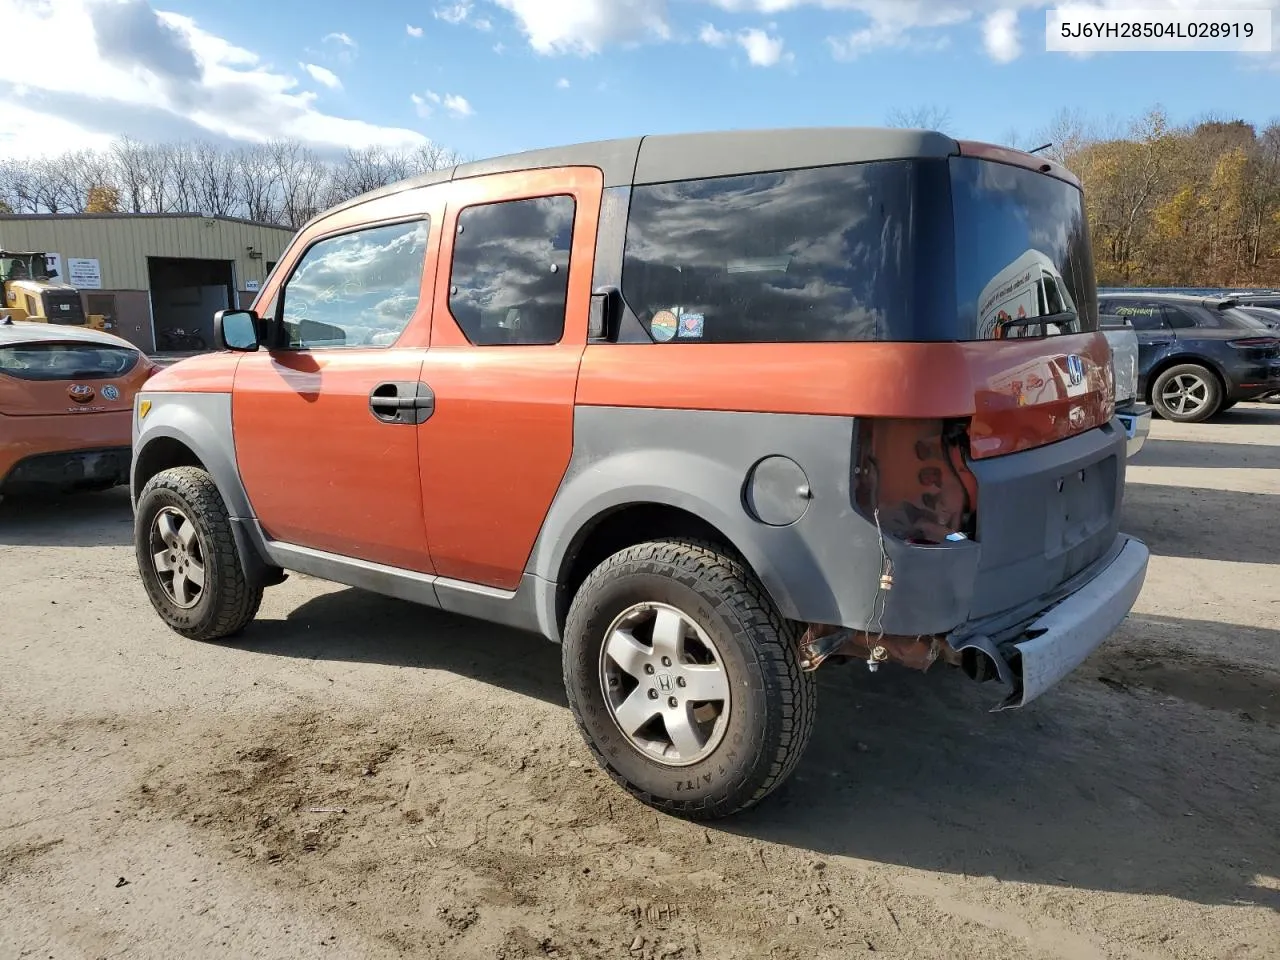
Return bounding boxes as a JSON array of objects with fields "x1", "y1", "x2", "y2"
[
  {"x1": 563, "y1": 538, "x2": 816, "y2": 820},
  {"x1": 136, "y1": 466, "x2": 262, "y2": 642}
]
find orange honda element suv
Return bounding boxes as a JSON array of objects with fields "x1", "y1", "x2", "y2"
[{"x1": 130, "y1": 129, "x2": 1149, "y2": 819}]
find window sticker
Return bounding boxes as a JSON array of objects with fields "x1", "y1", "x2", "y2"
[
  {"x1": 651, "y1": 308, "x2": 678, "y2": 342},
  {"x1": 677, "y1": 311, "x2": 705, "y2": 339}
]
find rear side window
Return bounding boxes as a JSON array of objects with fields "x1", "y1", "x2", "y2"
[
  {"x1": 280, "y1": 219, "x2": 429, "y2": 349},
  {"x1": 1185, "y1": 305, "x2": 1269, "y2": 330},
  {"x1": 1163, "y1": 306, "x2": 1199, "y2": 329},
  {"x1": 0, "y1": 342, "x2": 139, "y2": 380},
  {"x1": 622, "y1": 162, "x2": 914, "y2": 343},
  {"x1": 951, "y1": 157, "x2": 1097, "y2": 339},
  {"x1": 448, "y1": 195, "x2": 576, "y2": 346}
]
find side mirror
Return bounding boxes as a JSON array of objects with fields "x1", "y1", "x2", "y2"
[
  {"x1": 214, "y1": 309, "x2": 260, "y2": 352},
  {"x1": 589, "y1": 285, "x2": 621, "y2": 340}
]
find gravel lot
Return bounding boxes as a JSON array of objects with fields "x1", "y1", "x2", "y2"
[{"x1": 2, "y1": 407, "x2": 1278, "y2": 960}]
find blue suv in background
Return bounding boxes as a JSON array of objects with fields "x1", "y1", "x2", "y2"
[{"x1": 1097, "y1": 293, "x2": 1280, "y2": 422}]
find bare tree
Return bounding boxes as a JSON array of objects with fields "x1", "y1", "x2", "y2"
[
  {"x1": 269, "y1": 139, "x2": 330, "y2": 229},
  {"x1": 111, "y1": 137, "x2": 150, "y2": 213},
  {"x1": 884, "y1": 105, "x2": 953, "y2": 134},
  {"x1": 191, "y1": 141, "x2": 239, "y2": 217},
  {"x1": 237, "y1": 144, "x2": 281, "y2": 223}
]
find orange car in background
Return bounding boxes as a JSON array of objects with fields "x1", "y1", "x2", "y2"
[{"x1": 0, "y1": 318, "x2": 157, "y2": 495}]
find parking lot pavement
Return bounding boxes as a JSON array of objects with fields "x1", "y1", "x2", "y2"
[{"x1": 1, "y1": 408, "x2": 1278, "y2": 960}]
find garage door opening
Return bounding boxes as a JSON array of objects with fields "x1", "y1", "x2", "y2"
[{"x1": 147, "y1": 257, "x2": 235, "y2": 354}]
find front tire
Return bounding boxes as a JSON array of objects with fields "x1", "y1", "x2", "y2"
[
  {"x1": 562, "y1": 539, "x2": 816, "y2": 820},
  {"x1": 1152, "y1": 363, "x2": 1222, "y2": 423},
  {"x1": 134, "y1": 466, "x2": 263, "y2": 641}
]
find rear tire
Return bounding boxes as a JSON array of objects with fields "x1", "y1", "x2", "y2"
[
  {"x1": 561, "y1": 539, "x2": 816, "y2": 820},
  {"x1": 134, "y1": 466, "x2": 262, "y2": 641},
  {"x1": 1151, "y1": 363, "x2": 1221, "y2": 423}
]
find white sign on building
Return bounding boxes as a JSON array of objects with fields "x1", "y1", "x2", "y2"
[{"x1": 67, "y1": 257, "x2": 102, "y2": 289}]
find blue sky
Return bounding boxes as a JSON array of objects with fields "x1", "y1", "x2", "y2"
[{"x1": 1, "y1": 0, "x2": 1278, "y2": 161}]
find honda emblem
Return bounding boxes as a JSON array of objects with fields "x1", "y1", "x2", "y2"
[{"x1": 1066, "y1": 355, "x2": 1085, "y2": 387}]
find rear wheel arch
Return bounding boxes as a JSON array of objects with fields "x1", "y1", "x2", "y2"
[{"x1": 556, "y1": 502, "x2": 765, "y2": 634}]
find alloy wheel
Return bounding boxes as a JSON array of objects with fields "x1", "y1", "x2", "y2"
[
  {"x1": 598, "y1": 602, "x2": 731, "y2": 767},
  {"x1": 149, "y1": 506, "x2": 207, "y2": 609},
  {"x1": 1161, "y1": 373, "x2": 1211, "y2": 417}
]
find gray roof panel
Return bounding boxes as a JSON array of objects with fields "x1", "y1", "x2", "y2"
[
  {"x1": 310, "y1": 127, "x2": 968, "y2": 227},
  {"x1": 632, "y1": 127, "x2": 960, "y2": 185},
  {"x1": 453, "y1": 136, "x2": 642, "y2": 188}
]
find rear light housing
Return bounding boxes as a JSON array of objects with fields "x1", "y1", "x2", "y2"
[
  {"x1": 853, "y1": 418, "x2": 979, "y2": 544},
  {"x1": 1228, "y1": 337, "x2": 1279, "y2": 349}
]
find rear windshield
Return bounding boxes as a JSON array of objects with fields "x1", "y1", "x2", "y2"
[
  {"x1": 0, "y1": 342, "x2": 139, "y2": 380},
  {"x1": 621, "y1": 156, "x2": 1097, "y2": 343}
]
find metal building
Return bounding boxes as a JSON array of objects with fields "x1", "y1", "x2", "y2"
[{"x1": 0, "y1": 213, "x2": 294, "y2": 353}]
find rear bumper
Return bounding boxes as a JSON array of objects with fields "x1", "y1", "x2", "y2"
[
  {"x1": 949, "y1": 533, "x2": 1149, "y2": 710},
  {"x1": 0, "y1": 409, "x2": 133, "y2": 492},
  {"x1": 1227, "y1": 359, "x2": 1280, "y2": 400},
  {"x1": 0, "y1": 445, "x2": 131, "y2": 492},
  {"x1": 1114, "y1": 405, "x2": 1152, "y2": 458}
]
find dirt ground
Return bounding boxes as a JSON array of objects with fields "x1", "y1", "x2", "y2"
[{"x1": 1, "y1": 408, "x2": 1278, "y2": 960}]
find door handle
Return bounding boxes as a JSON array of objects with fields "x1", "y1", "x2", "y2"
[{"x1": 369, "y1": 381, "x2": 435, "y2": 425}]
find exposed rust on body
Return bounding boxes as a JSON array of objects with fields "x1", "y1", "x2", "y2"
[{"x1": 798, "y1": 623, "x2": 962, "y2": 673}]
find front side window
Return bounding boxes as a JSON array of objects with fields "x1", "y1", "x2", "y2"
[
  {"x1": 623, "y1": 162, "x2": 915, "y2": 344},
  {"x1": 1105, "y1": 301, "x2": 1166, "y2": 331},
  {"x1": 279, "y1": 219, "x2": 429, "y2": 349},
  {"x1": 448, "y1": 195, "x2": 576, "y2": 346}
]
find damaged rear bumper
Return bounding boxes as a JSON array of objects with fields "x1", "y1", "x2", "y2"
[
  {"x1": 949, "y1": 533, "x2": 1149, "y2": 710},
  {"x1": 799, "y1": 533, "x2": 1149, "y2": 711}
]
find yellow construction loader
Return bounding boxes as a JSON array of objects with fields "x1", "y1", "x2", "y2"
[{"x1": 0, "y1": 251, "x2": 105, "y2": 329}]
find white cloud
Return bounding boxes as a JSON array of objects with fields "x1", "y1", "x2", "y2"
[
  {"x1": 323, "y1": 31, "x2": 356, "y2": 47},
  {"x1": 698, "y1": 21, "x2": 790, "y2": 65},
  {"x1": 490, "y1": 0, "x2": 670, "y2": 55},
  {"x1": 406, "y1": 23, "x2": 424, "y2": 37},
  {"x1": 983, "y1": 8, "x2": 1020, "y2": 62},
  {"x1": 699, "y1": 23, "x2": 730, "y2": 47},
  {"x1": 436, "y1": 3, "x2": 470, "y2": 24},
  {"x1": 557, "y1": 76, "x2": 571, "y2": 88},
  {"x1": 478, "y1": 0, "x2": 1280, "y2": 62},
  {"x1": 411, "y1": 92, "x2": 435, "y2": 117},
  {"x1": 302, "y1": 62, "x2": 342, "y2": 89},
  {"x1": 736, "y1": 27, "x2": 789, "y2": 65},
  {"x1": 413, "y1": 89, "x2": 474, "y2": 118},
  {"x1": 0, "y1": 0, "x2": 425, "y2": 159},
  {"x1": 442, "y1": 93, "x2": 474, "y2": 117}
]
